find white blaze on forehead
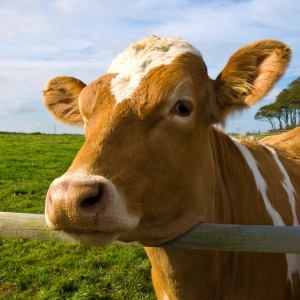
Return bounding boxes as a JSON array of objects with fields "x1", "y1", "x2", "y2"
[{"x1": 107, "y1": 36, "x2": 201, "y2": 104}]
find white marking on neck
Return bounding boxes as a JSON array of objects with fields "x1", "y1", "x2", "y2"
[
  {"x1": 260, "y1": 143, "x2": 300, "y2": 284},
  {"x1": 260, "y1": 143, "x2": 299, "y2": 226},
  {"x1": 107, "y1": 36, "x2": 201, "y2": 104},
  {"x1": 233, "y1": 139, "x2": 300, "y2": 286},
  {"x1": 231, "y1": 138, "x2": 284, "y2": 226}
]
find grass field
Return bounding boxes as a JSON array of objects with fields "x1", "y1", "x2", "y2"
[{"x1": 0, "y1": 132, "x2": 155, "y2": 300}]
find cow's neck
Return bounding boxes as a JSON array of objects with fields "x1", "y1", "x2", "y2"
[
  {"x1": 210, "y1": 128, "x2": 276, "y2": 225},
  {"x1": 145, "y1": 247, "x2": 223, "y2": 299},
  {"x1": 145, "y1": 127, "x2": 300, "y2": 300}
]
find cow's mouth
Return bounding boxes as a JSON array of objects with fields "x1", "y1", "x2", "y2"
[{"x1": 61, "y1": 230, "x2": 120, "y2": 247}]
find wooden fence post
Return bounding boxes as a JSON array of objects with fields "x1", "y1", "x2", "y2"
[{"x1": 1, "y1": 212, "x2": 300, "y2": 253}]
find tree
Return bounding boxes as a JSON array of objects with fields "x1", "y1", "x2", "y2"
[
  {"x1": 287, "y1": 77, "x2": 300, "y2": 126},
  {"x1": 275, "y1": 89, "x2": 291, "y2": 128},
  {"x1": 254, "y1": 104, "x2": 277, "y2": 130},
  {"x1": 255, "y1": 76, "x2": 300, "y2": 130}
]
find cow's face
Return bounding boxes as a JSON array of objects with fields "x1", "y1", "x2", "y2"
[{"x1": 44, "y1": 36, "x2": 290, "y2": 246}]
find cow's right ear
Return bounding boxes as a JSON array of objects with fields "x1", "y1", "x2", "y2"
[{"x1": 43, "y1": 76, "x2": 86, "y2": 126}]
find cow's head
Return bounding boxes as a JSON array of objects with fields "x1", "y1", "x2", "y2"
[{"x1": 44, "y1": 36, "x2": 290, "y2": 246}]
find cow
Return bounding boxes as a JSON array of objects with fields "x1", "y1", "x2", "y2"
[
  {"x1": 43, "y1": 35, "x2": 300, "y2": 299},
  {"x1": 261, "y1": 127, "x2": 300, "y2": 157}
]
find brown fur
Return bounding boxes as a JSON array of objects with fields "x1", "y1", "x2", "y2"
[
  {"x1": 43, "y1": 76, "x2": 86, "y2": 125},
  {"x1": 43, "y1": 37, "x2": 300, "y2": 299},
  {"x1": 261, "y1": 127, "x2": 300, "y2": 158},
  {"x1": 213, "y1": 40, "x2": 291, "y2": 124}
]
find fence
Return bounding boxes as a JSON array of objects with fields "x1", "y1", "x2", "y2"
[
  {"x1": 229, "y1": 130, "x2": 290, "y2": 139},
  {"x1": 255, "y1": 130, "x2": 290, "y2": 136},
  {"x1": 1, "y1": 211, "x2": 300, "y2": 254}
]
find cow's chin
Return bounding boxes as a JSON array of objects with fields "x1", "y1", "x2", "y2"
[{"x1": 60, "y1": 231, "x2": 119, "y2": 247}]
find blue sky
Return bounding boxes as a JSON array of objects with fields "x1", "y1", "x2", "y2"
[{"x1": 0, "y1": 0, "x2": 299, "y2": 134}]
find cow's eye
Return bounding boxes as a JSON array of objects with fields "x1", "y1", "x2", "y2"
[{"x1": 173, "y1": 101, "x2": 193, "y2": 117}]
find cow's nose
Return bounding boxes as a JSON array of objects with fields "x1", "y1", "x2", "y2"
[{"x1": 45, "y1": 174, "x2": 111, "y2": 230}]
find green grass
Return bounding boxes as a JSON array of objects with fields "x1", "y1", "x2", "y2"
[{"x1": 0, "y1": 133, "x2": 155, "y2": 300}]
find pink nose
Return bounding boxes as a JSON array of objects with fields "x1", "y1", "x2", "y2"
[{"x1": 46, "y1": 174, "x2": 111, "y2": 230}]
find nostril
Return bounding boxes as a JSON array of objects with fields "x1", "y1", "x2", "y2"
[
  {"x1": 79, "y1": 183, "x2": 105, "y2": 214},
  {"x1": 80, "y1": 195, "x2": 101, "y2": 209}
]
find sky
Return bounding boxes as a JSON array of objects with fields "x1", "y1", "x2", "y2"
[{"x1": 0, "y1": 0, "x2": 299, "y2": 135}]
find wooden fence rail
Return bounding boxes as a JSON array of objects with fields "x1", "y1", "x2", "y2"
[{"x1": 1, "y1": 212, "x2": 300, "y2": 254}]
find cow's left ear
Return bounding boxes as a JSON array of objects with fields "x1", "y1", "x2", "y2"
[
  {"x1": 210, "y1": 40, "x2": 291, "y2": 124},
  {"x1": 43, "y1": 76, "x2": 86, "y2": 125}
]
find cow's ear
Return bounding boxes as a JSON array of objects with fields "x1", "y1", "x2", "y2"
[
  {"x1": 210, "y1": 40, "x2": 291, "y2": 124},
  {"x1": 43, "y1": 76, "x2": 86, "y2": 125}
]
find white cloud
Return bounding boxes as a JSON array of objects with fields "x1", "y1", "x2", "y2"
[
  {"x1": 0, "y1": 1, "x2": 54, "y2": 39},
  {"x1": 0, "y1": 100, "x2": 35, "y2": 116}
]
